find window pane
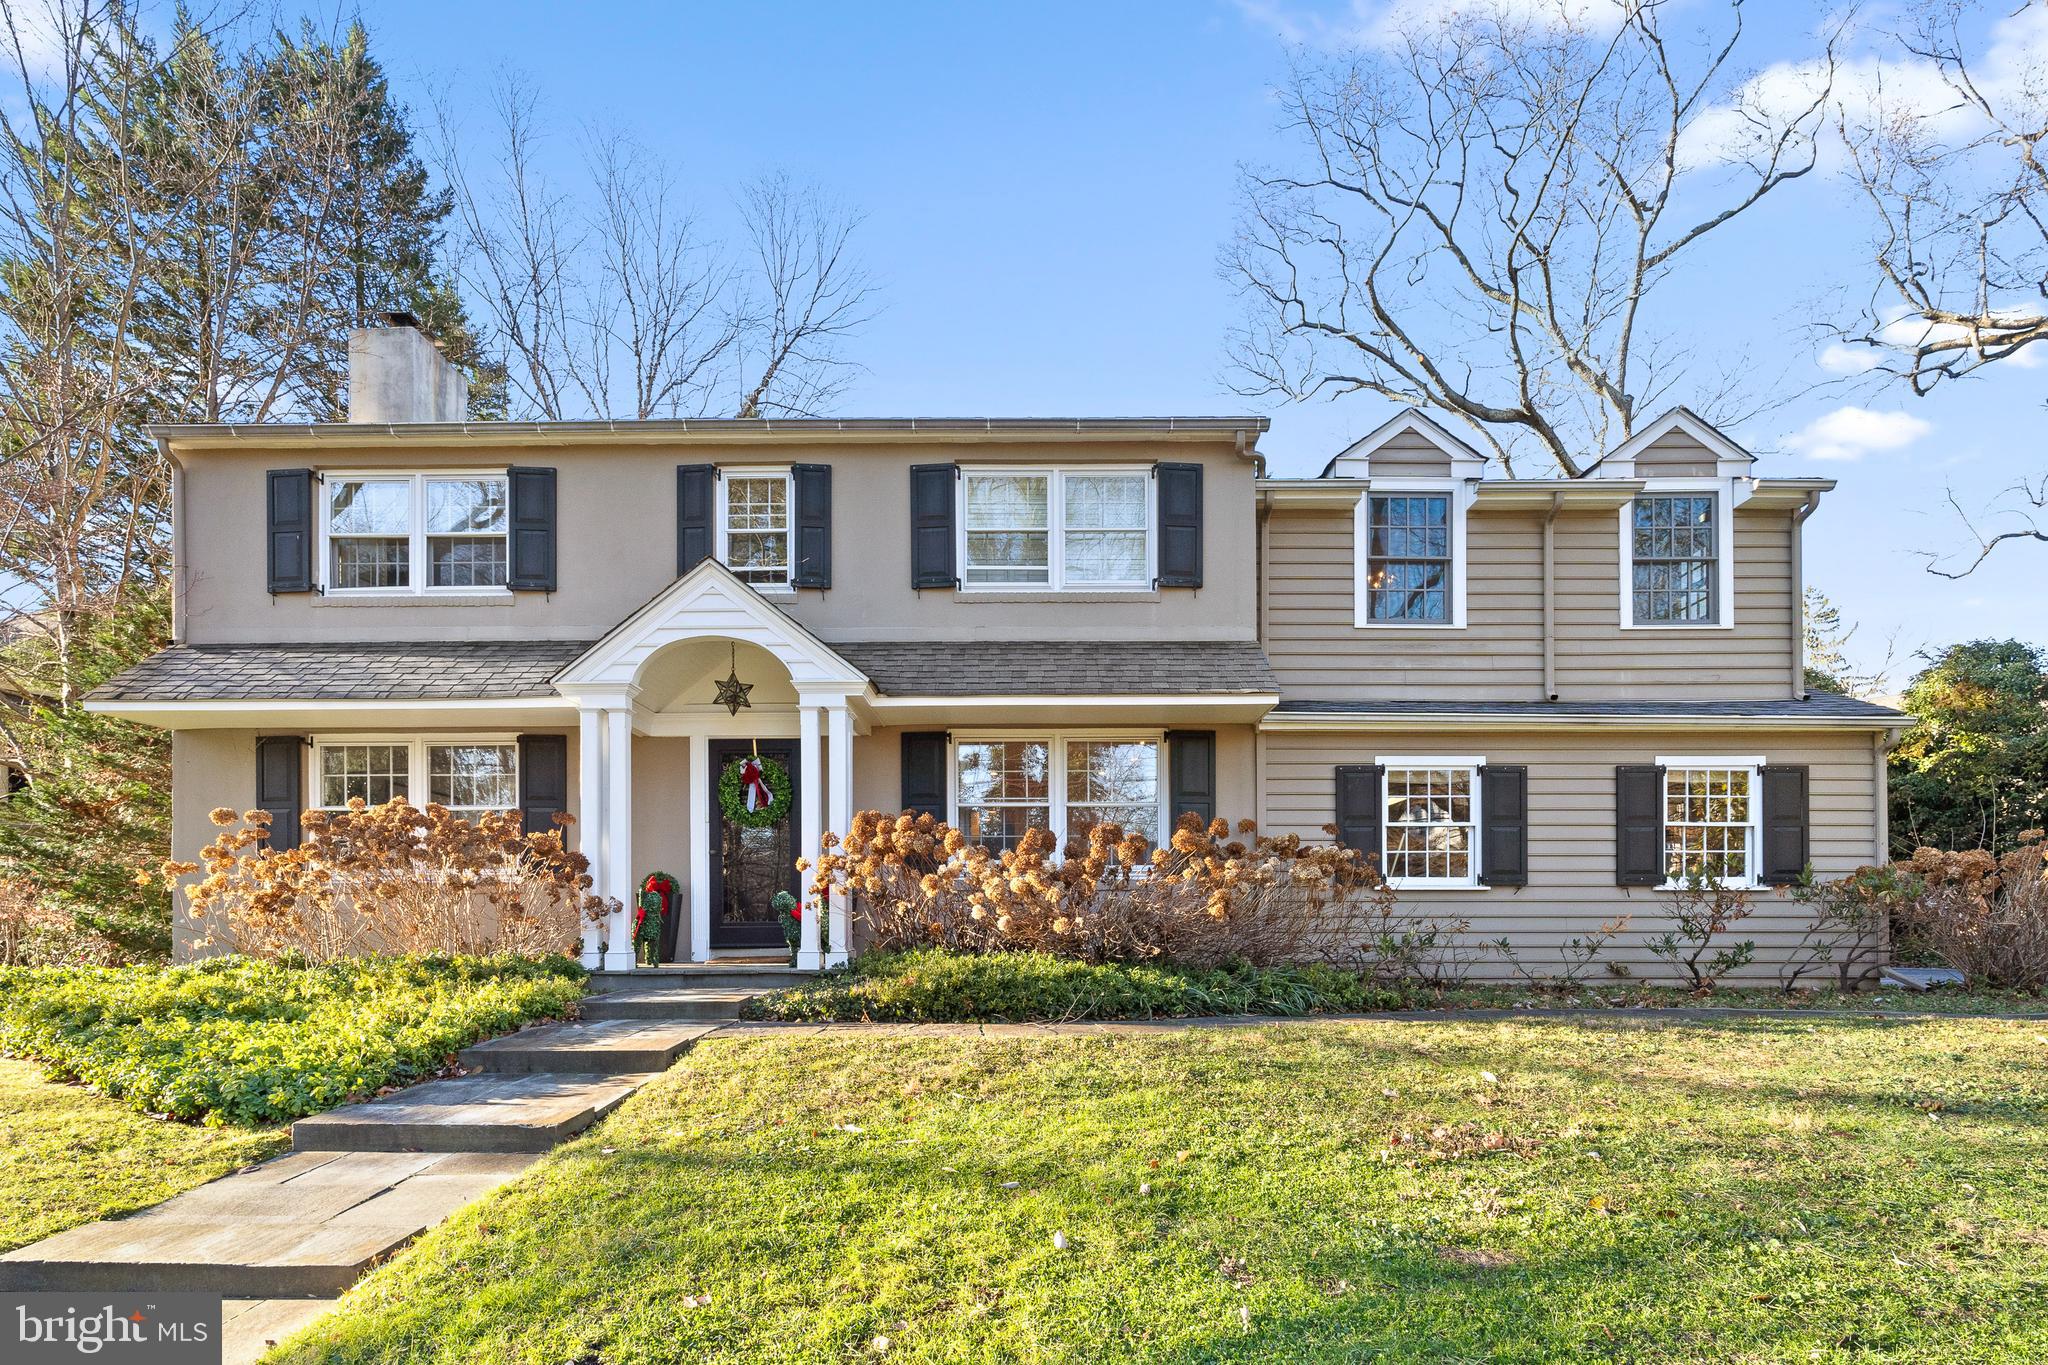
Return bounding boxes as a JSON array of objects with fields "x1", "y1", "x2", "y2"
[
  {"x1": 964, "y1": 474, "x2": 1048, "y2": 530},
  {"x1": 959, "y1": 803, "x2": 1049, "y2": 855},
  {"x1": 329, "y1": 479, "x2": 411, "y2": 535},
  {"x1": 963, "y1": 531, "x2": 1050, "y2": 586},
  {"x1": 318, "y1": 744, "x2": 409, "y2": 807},
  {"x1": 1662, "y1": 766, "x2": 1752, "y2": 882},
  {"x1": 1064, "y1": 474, "x2": 1146, "y2": 530},
  {"x1": 725, "y1": 477, "x2": 787, "y2": 532},
  {"x1": 425, "y1": 479, "x2": 507, "y2": 534},
  {"x1": 332, "y1": 538, "x2": 409, "y2": 590},
  {"x1": 1632, "y1": 496, "x2": 1717, "y2": 623},
  {"x1": 1366, "y1": 495, "x2": 1452, "y2": 622},
  {"x1": 957, "y1": 742, "x2": 1048, "y2": 804},
  {"x1": 1381, "y1": 766, "x2": 1477, "y2": 883},
  {"x1": 1064, "y1": 530, "x2": 1146, "y2": 584},
  {"x1": 430, "y1": 537, "x2": 507, "y2": 588},
  {"x1": 428, "y1": 744, "x2": 518, "y2": 811}
]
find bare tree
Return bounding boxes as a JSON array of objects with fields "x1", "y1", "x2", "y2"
[
  {"x1": 440, "y1": 84, "x2": 874, "y2": 421},
  {"x1": 1225, "y1": 0, "x2": 1840, "y2": 476},
  {"x1": 1836, "y1": 0, "x2": 2048, "y2": 392}
]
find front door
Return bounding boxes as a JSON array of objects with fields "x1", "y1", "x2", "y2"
[{"x1": 707, "y1": 739, "x2": 801, "y2": 950}]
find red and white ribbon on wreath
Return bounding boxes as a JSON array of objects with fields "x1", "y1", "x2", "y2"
[{"x1": 738, "y1": 757, "x2": 774, "y2": 813}]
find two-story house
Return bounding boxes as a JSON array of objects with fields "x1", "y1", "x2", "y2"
[{"x1": 92, "y1": 320, "x2": 1905, "y2": 978}]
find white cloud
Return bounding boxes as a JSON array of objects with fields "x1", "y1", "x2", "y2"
[
  {"x1": 1783, "y1": 405, "x2": 1932, "y2": 462},
  {"x1": 1817, "y1": 343, "x2": 1883, "y2": 376},
  {"x1": 1229, "y1": 0, "x2": 1625, "y2": 50}
]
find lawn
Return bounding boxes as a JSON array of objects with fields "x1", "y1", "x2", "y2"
[
  {"x1": 0, "y1": 1058, "x2": 287, "y2": 1253},
  {"x1": 273, "y1": 1015, "x2": 2048, "y2": 1363}
]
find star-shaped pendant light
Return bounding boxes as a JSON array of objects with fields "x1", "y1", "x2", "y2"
[{"x1": 712, "y1": 642, "x2": 754, "y2": 716}]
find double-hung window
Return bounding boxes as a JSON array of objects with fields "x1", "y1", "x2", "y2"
[
  {"x1": 1380, "y1": 760, "x2": 1479, "y2": 887},
  {"x1": 960, "y1": 469, "x2": 1150, "y2": 590},
  {"x1": 324, "y1": 473, "x2": 508, "y2": 593},
  {"x1": 1659, "y1": 758, "x2": 1757, "y2": 886},
  {"x1": 314, "y1": 738, "x2": 519, "y2": 817},
  {"x1": 954, "y1": 735, "x2": 1162, "y2": 854},
  {"x1": 1363, "y1": 493, "x2": 1454, "y2": 623},
  {"x1": 1629, "y1": 493, "x2": 1721, "y2": 625},
  {"x1": 719, "y1": 470, "x2": 792, "y2": 589}
]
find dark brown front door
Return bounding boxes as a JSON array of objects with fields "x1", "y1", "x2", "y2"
[{"x1": 708, "y1": 740, "x2": 800, "y2": 950}]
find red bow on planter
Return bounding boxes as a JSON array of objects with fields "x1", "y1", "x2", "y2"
[{"x1": 738, "y1": 757, "x2": 774, "y2": 813}]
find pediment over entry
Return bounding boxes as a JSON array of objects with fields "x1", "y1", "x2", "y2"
[{"x1": 552, "y1": 558, "x2": 871, "y2": 699}]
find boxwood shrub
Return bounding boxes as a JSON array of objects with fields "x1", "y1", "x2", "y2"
[
  {"x1": 0, "y1": 954, "x2": 586, "y2": 1125},
  {"x1": 740, "y1": 948, "x2": 1411, "y2": 1023}
]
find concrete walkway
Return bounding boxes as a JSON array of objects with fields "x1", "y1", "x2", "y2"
[{"x1": 0, "y1": 964, "x2": 804, "y2": 1362}]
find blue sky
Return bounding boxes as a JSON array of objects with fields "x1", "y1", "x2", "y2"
[{"x1": 349, "y1": 0, "x2": 2045, "y2": 680}]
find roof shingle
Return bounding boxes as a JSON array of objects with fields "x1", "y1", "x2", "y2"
[
  {"x1": 833, "y1": 640, "x2": 1277, "y2": 697},
  {"x1": 89, "y1": 641, "x2": 591, "y2": 702}
]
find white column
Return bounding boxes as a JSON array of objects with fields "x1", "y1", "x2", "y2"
[
  {"x1": 825, "y1": 702, "x2": 853, "y2": 966},
  {"x1": 688, "y1": 731, "x2": 711, "y2": 963},
  {"x1": 576, "y1": 707, "x2": 604, "y2": 969},
  {"x1": 796, "y1": 704, "x2": 824, "y2": 970},
  {"x1": 602, "y1": 707, "x2": 637, "y2": 971}
]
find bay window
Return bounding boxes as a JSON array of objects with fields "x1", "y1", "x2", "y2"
[
  {"x1": 954, "y1": 735, "x2": 1163, "y2": 853},
  {"x1": 960, "y1": 469, "x2": 1151, "y2": 590},
  {"x1": 323, "y1": 473, "x2": 509, "y2": 594}
]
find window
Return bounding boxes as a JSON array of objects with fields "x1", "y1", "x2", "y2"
[
  {"x1": 1364, "y1": 494, "x2": 1451, "y2": 622},
  {"x1": 324, "y1": 473, "x2": 508, "y2": 594},
  {"x1": 1380, "y1": 761, "x2": 1479, "y2": 886},
  {"x1": 954, "y1": 735, "x2": 1163, "y2": 854},
  {"x1": 720, "y1": 471, "x2": 791, "y2": 589},
  {"x1": 1660, "y1": 760, "x2": 1757, "y2": 885},
  {"x1": 313, "y1": 738, "x2": 518, "y2": 816},
  {"x1": 1631, "y1": 494, "x2": 1718, "y2": 624},
  {"x1": 960, "y1": 469, "x2": 1151, "y2": 590}
]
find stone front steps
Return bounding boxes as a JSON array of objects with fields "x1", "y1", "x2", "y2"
[
  {"x1": 291, "y1": 1072, "x2": 655, "y2": 1154},
  {"x1": 459, "y1": 1018, "x2": 722, "y2": 1075}
]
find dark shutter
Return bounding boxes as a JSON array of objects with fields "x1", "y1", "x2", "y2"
[
  {"x1": 792, "y1": 463, "x2": 832, "y2": 589},
  {"x1": 1154, "y1": 461, "x2": 1203, "y2": 589},
  {"x1": 1334, "y1": 764, "x2": 1384, "y2": 861},
  {"x1": 676, "y1": 464, "x2": 716, "y2": 576},
  {"x1": 1615, "y1": 765, "x2": 1666, "y2": 886},
  {"x1": 909, "y1": 463, "x2": 957, "y2": 589},
  {"x1": 255, "y1": 736, "x2": 304, "y2": 850},
  {"x1": 1478, "y1": 765, "x2": 1528, "y2": 886},
  {"x1": 506, "y1": 466, "x2": 557, "y2": 592},
  {"x1": 266, "y1": 469, "x2": 315, "y2": 593},
  {"x1": 1166, "y1": 730, "x2": 1216, "y2": 830},
  {"x1": 900, "y1": 732, "x2": 947, "y2": 817},
  {"x1": 518, "y1": 734, "x2": 570, "y2": 838},
  {"x1": 1760, "y1": 765, "x2": 1810, "y2": 885}
]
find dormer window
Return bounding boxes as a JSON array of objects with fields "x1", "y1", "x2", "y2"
[
  {"x1": 1630, "y1": 494, "x2": 1719, "y2": 624},
  {"x1": 1364, "y1": 494, "x2": 1452, "y2": 622},
  {"x1": 322, "y1": 472, "x2": 509, "y2": 594}
]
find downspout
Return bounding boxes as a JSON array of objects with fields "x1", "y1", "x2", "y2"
[
  {"x1": 161, "y1": 434, "x2": 185, "y2": 646},
  {"x1": 1790, "y1": 491, "x2": 1822, "y2": 700},
  {"x1": 1542, "y1": 493, "x2": 1563, "y2": 701}
]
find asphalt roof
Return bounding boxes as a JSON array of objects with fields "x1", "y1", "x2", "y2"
[{"x1": 832, "y1": 640, "x2": 1278, "y2": 697}]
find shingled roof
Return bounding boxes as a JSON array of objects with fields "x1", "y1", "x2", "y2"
[
  {"x1": 89, "y1": 641, "x2": 592, "y2": 702},
  {"x1": 833, "y1": 640, "x2": 1278, "y2": 697}
]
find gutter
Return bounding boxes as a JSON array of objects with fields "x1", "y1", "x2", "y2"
[
  {"x1": 1790, "y1": 491, "x2": 1822, "y2": 700},
  {"x1": 1542, "y1": 492, "x2": 1563, "y2": 701},
  {"x1": 1258, "y1": 710, "x2": 1905, "y2": 733}
]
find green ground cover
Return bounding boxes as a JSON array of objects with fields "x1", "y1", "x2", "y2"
[{"x1": 275, "y1": 1014, "x2": 2048, "y2": 1363}]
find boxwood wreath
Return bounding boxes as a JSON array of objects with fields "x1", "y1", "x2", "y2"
[{"x1": 720, "y1": 753, "x2": 794, "y2": 828}]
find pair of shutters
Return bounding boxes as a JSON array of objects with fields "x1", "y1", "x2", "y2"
[
  {"x1": 1615, "y1": 765, "x2": 1810, "y2": 887},
  {"x1": 252, "y1": 733, "x2": 572, "y2": 850},
  {"x1": 1333, "y1": 764, "x2": 1529, "y2": 886},
  {"x1": 265, "y1": 468, "x2": 558, "y2": 594},
  {"x1": 907, "y1": 463, "x2": 1205, "y2": 591},
  {"x1": 677, "y1": 464, "x2": 833, "y2": 587},
  {"x1": 897, "y1": 730, "x2": 1218, "y2": 829}
]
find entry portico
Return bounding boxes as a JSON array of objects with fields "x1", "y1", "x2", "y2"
[{"x1": 553, "y1": 559, "x2": 870, "y2": 972}]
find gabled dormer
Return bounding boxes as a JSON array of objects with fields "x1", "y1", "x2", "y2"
[
  {"x1": 1599, "y1": 408, "x2": 1757, "y2": 633},
  {"x1": 1322, "y1": 410, "x2": 1488, "y2": 630}
]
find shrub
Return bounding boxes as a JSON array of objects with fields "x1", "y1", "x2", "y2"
[
  {"x1": 154, "y1": 799, "x2": 610, "y2": 961},
  {"x1": 0, "y1": 953, "x2": 586, "y2": 1125},
  {"x1": 806, "y1": 810, "x2": 1457, "y2": 972},
  {"x1": 1897, "y1": 835, "x2": 2048, "y2": 990},
  {"x1": 740, "y1": 948, "x2": 1411, "y2": 1023},
  {"x1": 1781, "y1": 865, "x2": 1904, "y2": 990},
  {"x1": 1645, "y1": 874, "x2": 1756, "y2": 990},
  {"x1": 0, "y1": 879, "x2": 119, "y2": 966}
]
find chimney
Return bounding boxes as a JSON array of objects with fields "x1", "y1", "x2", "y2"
[{"x1": 347, "y1": 313, "x2": 468, "y2": 423}]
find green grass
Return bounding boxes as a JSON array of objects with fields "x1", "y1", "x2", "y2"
[
  {"x1": 0, "y1": 954, "x2": 586, "y2": 1125},
  {"x1": 274, "y1": 1016, "x2": 2048, "y2": 1363},
  {"x1": 0, "y1": 1058, "x2": 287, "y2": 1253}
]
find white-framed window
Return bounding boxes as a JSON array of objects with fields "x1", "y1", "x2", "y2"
[
  {"x1": 1377, "y1": 756, "x2": 1482, "y2": 888},
  {"x1": 312, "y1": 736, "x2": 519, "y2": 817},
  {"x1": 952, "y1": 733, "x2": 1164, "y2": 853},
  {"x1": 321, "y1": 472, "x2": 510, "y2": 595},
  {"x1": 1656, "y1": 756, "x2": 1760, "y2": 887},
  {"x1": 718, "y1": 467, "x2": 792, "y2": 590},
  {"x1": 1619, "y1": 483, "x2": 1734, "y2": 630},
  {"x1": 1353, "y1": 481, "x2": 1469, "y2": 628},
  {"x1": 959, "y1": 468, "x2": 1152, "y2": 591}
]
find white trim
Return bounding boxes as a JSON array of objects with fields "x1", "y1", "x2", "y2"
[
  {"x1": 1653, "y1": 755, "x2": 1763, "y2": 890},
  {"x1": 956, "y1": 465, "x2": 1155, "y2": 593},
  {"x1": 1617, "y1": 481, "x2": 1736, "y2": 631},
  {"x1": 317, "y1": 469, "x2": 512, "y2": 599},
  {"x1": 1373, "y1": 755, "x2": 1484, "y2": 890},
  {"x1": 1354, "y1": 480, "x2": 1472, "y2": 629},
  {"x1": 1600, "y1": 408, "x2": 1756, "y2": 479},
  {"x1": 946, "y1": 731, "x2": 1170, "y2": 852},
  {"x1": 306, "y1": 732, "x2": 520, "y2": 814},
  {"x1": 866, "y1": 692, "x2": 1277, "y2": 709},
  {"x1": 714, "y1": 465, "x2": 796, "y2": 595},
  {"x1": 1259, "y1": 710, "x2": 1902, "y2": 733},
  {"x1": 1655, "y1": 754, "x2": 1765, "y2": 768},
  {"x1": 1321, "y1": 408, "x2": 1489, "y2": 479}
]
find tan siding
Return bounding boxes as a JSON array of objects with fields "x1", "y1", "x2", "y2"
[
  {"x1": 1261, "y1": 502, "x2": 1797, "y2": 702},
  {"x1": 1631, "y1": 428, "x2": 1718, "y2": 476},
  {"x1": 1259, "y1": 726, "x2": 1883, "y2": 983},
  {"x1": 1363, "y1": 428, "x2": 1453, "y2": 477}
]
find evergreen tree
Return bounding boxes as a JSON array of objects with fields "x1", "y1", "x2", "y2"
[{"x1": 1889, "y1": 639, "x2": 2048, "y2": 857}]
